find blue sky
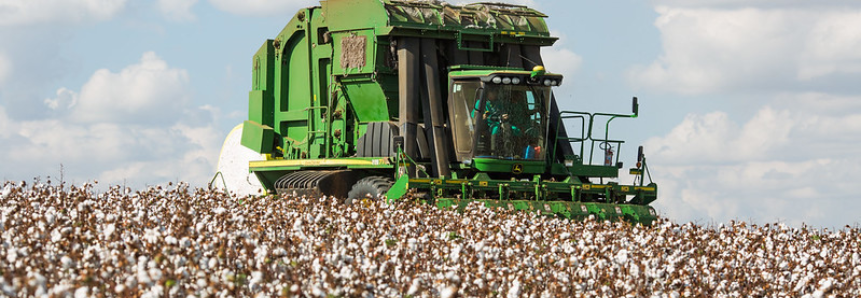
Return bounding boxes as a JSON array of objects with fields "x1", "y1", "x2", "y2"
[{"x1": 2, "y1": 0, "x2": 860, "y2": 228}]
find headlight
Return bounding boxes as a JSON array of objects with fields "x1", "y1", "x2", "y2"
[
  {"x1": 564, "y1": 160, "x2": 574, "y2": 167},
  {"x1": 492, "y1": 77, "x2": 502, "y2": 84},
  {"x1": 511, "y1": 77, "x2": 521, "y2": 84},
  {"x1": 550, "y1": 80, "x2": 558, "y2": 86},
  {"x1": 502, "y1": 77, "x2": 512, "y2": 84},
  {"x1": 543, "y1": 79, "x2": 552, "y2": 86}
]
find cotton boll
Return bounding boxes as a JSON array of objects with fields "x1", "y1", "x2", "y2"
[
  {"x1": 450, "y1": 245, "x2": 462, "y2": 263},
  {"x1": 507, "y1": 279, "x2": 521, "y2": 298},
  {"x1": 165, "y1": 236, "x2": 178, "y2": 245},
  {"x1": 407, "y1": 278, "x2": 422, "y2": 295},
  {"x1": 61, "y1": 256, "x2": 73, "y2": 269},
  {"x1": 180, "y1": 237, "x2": 192, "y2": 249},
  {"x1": 441, "y1": 286, "x2": 458, "y2": 298},
  {"x1": 614, "y1": 249, "x2": 629, "y2": 265},
  {"x1": 143, "y1": 229, "x2": 160, "y2": 244},
  {"x1": 0, "y1": 185, "x2": 11, "y2": 199},
  {"x1": 74, "y1": 287, "x2": 89, "y2": 298},
  {"x1": 293, "y1": 218, "x2": 304, "y2": 232},
  {"x1": 103, "y1": 224, "x2": 116, "y2": 239},
  {"x1": 815, "y1": 278, "x2": 834, "y2": 296},
  {"x1": 250, "y1": 271, "x2": 264, "y2": 284}
]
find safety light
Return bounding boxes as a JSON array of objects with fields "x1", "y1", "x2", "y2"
[{"x1": 531, "y1": 65, "x2": 546, "y2": 79}]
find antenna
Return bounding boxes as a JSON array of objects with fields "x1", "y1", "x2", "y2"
[{"x1": 520, "y1": 55, "x2": 540, "y2": 67}]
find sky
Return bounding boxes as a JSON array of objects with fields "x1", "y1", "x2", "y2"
[{"x1": 1, "y1": 0, "x2": 860, "y2": 228}]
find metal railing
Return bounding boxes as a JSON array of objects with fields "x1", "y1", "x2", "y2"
[{"x1": 552, "y1": 97, "x2": 639, "y2": 167}]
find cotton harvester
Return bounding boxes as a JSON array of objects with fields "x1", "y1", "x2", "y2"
[{"x1": 214, "y1": 0, "x2": 659, "y2": 224}]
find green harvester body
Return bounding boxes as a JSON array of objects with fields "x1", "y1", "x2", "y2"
[{"x1": 239, "y1": 0, "x2": 659, "y2": 225}]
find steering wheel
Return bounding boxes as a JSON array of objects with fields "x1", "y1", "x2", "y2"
[{"x1": 524, "y1": 127, "x2": 539, "y2": 138}]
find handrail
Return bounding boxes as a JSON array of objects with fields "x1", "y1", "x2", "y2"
[
  {"x1": 208, "y1": 171, "x2": 229, "y2": 193},
  {"x1": 554, "y1": 103, "x2": 637, "y2": 167},
  {"x1": 554, "y1": 113, "x2": 587, "y2": 161}
]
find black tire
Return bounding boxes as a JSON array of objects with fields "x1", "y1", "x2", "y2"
[
  {"x1": 346, "y1": 176, "x2": 394, "y2": 203},
  {"x1": 357, "y1": 122, "x2": 398, "y2": 157},
  {"x1": 375, "y1": 123, "x2": 387, "y2": 157}
]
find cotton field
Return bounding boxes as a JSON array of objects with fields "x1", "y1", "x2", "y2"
[{"x1": 1, "y1": 181, "x2": 859, "y2": 297}]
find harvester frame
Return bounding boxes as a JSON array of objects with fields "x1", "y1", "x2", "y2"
[{"x1": 233, "y1": 0, "x2": 659, "y2": 224}]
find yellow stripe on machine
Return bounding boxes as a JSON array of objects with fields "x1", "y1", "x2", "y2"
[
  {"x1": 500, "y1": 31, "x2": 526, "y2": 36},
  {"x1": 249, "y1": 158, "x2": 389, "y2": 168},
  {"x1": 583, "y1": 184, "x2": 608, "y2": 190},
  {"x1": 410, "y1": 179, "x2": 469, "y2": 184},
  {"x1": 581, "y1": 184, "x2": 654, "y2": 192}
]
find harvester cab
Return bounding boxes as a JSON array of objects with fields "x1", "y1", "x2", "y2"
[{"x1": 447, "y1": 67, "x2": 558, "y2": 169}]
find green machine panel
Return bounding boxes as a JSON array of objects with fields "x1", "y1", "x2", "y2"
[{"x1": 241, "y1": 120, "x2": 275, "y2": 154}]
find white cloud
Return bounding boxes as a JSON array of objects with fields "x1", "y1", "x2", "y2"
[
  {"x1": 158, "y1": 0, "x2": 198, "y2": 21},
  {"x1": 59, "y1": 51, "x2": 191, "y2": 125},
  {"x1": 651, "y1": 0, "x2": 860, "y2": 9},
  {"x1": 93, "y1": 122, "x2": 223, "y2": 186},
  {"x1": 646, "y1": 107, "x2": 793, "y2": 164},
  {"x1": 207, "y1": 0, "x2": 317, "y2": 17},
  {"x1": 0, "y1": 52, "x2": 221, "y2": 188},
  {"x1": 44, "y1": 88, "x2": 78, "y2": 110},
  {"x1": 0, "y1": 105, "x2": 10, "y2": 138},
  {"x1": 644, "y1": 94, "x2": 861, "y2": 227},
  {"x1": 538, "y1": 31, "x2": 581, "y2": 94},
  {"x1": 0, "y1": 52, "x2": 9, "y2": 85},
  {"x1": 1, "y1": 117, "x2": 221, "y2": 187},
  {"x1": 798, "y1": 11, "x2": 861, "y2": 80},
  {"x1": 0, "y1": 0, "x2": 127, "y2": 26},
  {"x1": 630, "y1": 1, "x2": 861, "y2": 227},
  {"x1": 542, "y1": 46, "x2": 582, "y2": 80},
  {"x1": 628, "y1": 6, "x2": 861, "y2": 94}
]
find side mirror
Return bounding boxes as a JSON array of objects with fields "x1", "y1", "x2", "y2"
[{"x1": 632, "y1": 97, "x2": 639, "y2": 115}]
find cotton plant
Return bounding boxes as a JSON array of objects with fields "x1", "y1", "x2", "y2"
[{"x1": 0, "y1": 180, "x2": 859, "y2": 297}]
